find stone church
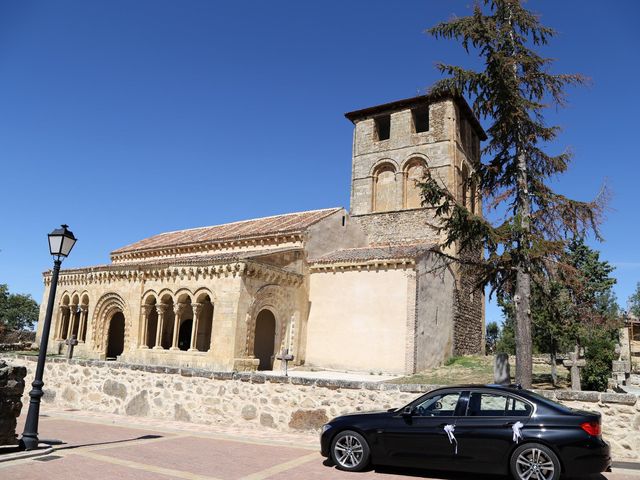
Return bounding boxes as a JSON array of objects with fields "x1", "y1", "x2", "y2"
[{"x1": 37, "y1": 93, "x2": 486, "y2": 374}]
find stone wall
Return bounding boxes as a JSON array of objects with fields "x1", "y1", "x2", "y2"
[
  {"x1": 4, "y1": 355, "x2": 638, "y2": 461},
  {"x1": 351, "y1": 209, "x2": 440, "y2": 245},
  {"x1": 0, "y1": 360, "x2": 27, "y2": 446}
]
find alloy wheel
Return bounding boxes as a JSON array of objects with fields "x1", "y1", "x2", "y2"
[
  {"x1": 333, "y1": 434, "x2": 365, "y2": 469},
  {"x1": 515, "y1": 447, "x2": 556, "y2": 480}
]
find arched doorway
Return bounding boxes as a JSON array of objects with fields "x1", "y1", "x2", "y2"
[
  {"x1": 254, "y1": 309, "x2": 276, "y2": 371},
  {"x1": 106, "y1": 312, "x2": 125, "y2": 359},
  {"x1": 178, "y1": 319, "x2": 192, "y2": 351}
]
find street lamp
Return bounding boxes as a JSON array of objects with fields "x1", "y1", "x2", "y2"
[{"x1": 20, "y1": 225, "x2": 77, "y2": 451}]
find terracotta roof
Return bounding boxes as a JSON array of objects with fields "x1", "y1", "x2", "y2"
[
  {"x1": 112, "y1": 208, "x2": 342, "y2": 255},
  {"x1": 309, "y1": 243, "x2": 435, "y2": 265},
  {"x1": 51, "y1": 247, "x2": 304, "y2": 275},
  {"x1": 344, "y1": 93, "x2": 487, "y2": 141}
]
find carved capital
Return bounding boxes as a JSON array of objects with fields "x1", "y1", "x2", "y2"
[
  {"x1": 174, "y1": 302, "x2": 186, "y2": 316},
  {"x1": 191, "y1": 302, "x2": 203, "y2": 318},
  {"x1": 141, "y1": 304, "x2": 155, "y2": 316},
  {"x1": 156, "y1": 304, "x2": 170, "y2": 316},
  {"x1": 59, "y1": 305, "x2": 70, "y2": 313},
  {"x1": 80, "y1": 305, "x2": 89, "y2": 313}
]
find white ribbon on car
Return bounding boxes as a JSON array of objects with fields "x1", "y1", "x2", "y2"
[
  {"x1": 512, "y1": 421, "x2": 524, "y2": 444},
  {"x1": 443, "y1": 424, "x2": 458, "y2": 454}
]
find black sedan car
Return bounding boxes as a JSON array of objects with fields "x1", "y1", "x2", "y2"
[{"x1": 320, "y1": 385, "x2": 610, "y2": 479}]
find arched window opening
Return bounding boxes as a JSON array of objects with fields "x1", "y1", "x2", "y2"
[
  {"x1": 404, "y1": 159, "x2": 427, "y2": 209},
  {"x1": 195, "y1": 295, "x2": 213, "y2": 352},
  {"x1": 160, "y1": 296, "x2": 174, "y2": 350},
  {"x1": 373, "y1": 164, "x2": 396, "y2": 212},
  {"x1": 144, "y1": 297, "x2": 158, "y2": 349},
  {"x1": 79, "y1": 294, "x2": 89, "y2": 342}
]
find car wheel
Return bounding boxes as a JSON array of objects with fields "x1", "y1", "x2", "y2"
[
  {"x1": 330, "y1": 430, "x2": 370, "y2": 472},
  {"x1": 510, "y1": 442, "x2": 560, "y2": 480}
]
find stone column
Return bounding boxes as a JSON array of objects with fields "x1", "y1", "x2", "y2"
[
  {"x1": 56, "y1": 306, "x2": 69, "y2": 340},
  {"x1": 139, "y1": 305, "x2": 154, "y2": 349},
  {"x1": 78, "y1": 306, "x2": 88, "y2": 342},
  {"x1": 153, "y1": 304, "x2": 168, "y2": 350},
  {"x1": 188, "y1": 303, "x2": 202, "y2": 352},
  {"x1": 66, "y1": 306, "x2": 78, "y2": 340},
  {"x1": 396, "y1": 170, "x2": 406, "y2": 210},
  {"x1": 170, "y1": 303, "x2": 185, "y2": 351}
]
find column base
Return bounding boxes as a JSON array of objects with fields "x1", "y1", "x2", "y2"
[
  {"x1": 152, "y1": 346, "x2": 164, "y2": 350},
  {"x1": 169, "y1": 347, "x2": 180, "y2": 351},
  {"x1": 139, "y1": 345, "x2": 149, "y2": 350},
  {"x1": 187, "y1": 348, "x2": 199, "y2": 352}
]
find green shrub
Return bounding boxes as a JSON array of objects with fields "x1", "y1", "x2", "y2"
[{"x1": 581, "y1": 330, "x2": 617, "y2": 392}]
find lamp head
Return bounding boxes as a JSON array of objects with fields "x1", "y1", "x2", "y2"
[{"x1": 48, "y1": 224, "x2": 77, "y2": 260}]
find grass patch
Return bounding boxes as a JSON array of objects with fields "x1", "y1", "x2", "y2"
[{"x1": 388, "y1": 355, "x2": 571, "y2": 389}]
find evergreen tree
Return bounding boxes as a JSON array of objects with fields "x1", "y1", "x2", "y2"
[
  {"x1": 628, "y1": 283, "x2": 640, "y2": 318},
  {"x1": 421, "y1": 0, "x2": 605, "y2": 387},
  {"x1": 0, "y1": 284, "x2": 39, "y2": 339}
]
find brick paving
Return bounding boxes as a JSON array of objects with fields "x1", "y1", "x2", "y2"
[{"x1": 1, "y1": 407, "x2": 638, "y2": 480}]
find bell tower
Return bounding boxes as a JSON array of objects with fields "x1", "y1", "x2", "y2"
[{"x1": 344, "y1": 94, "x2": 485, "y2": 245}]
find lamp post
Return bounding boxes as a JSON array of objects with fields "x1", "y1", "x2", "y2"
[{"x1": 20, "y1": 225, "x2": 77, "y2": 451}]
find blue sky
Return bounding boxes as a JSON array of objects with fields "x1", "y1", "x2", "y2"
[{"x1": 1, "y1": 1, "x2": 638, "y2": 325}]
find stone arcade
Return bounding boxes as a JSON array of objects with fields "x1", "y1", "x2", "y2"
[{"x1": 36, "y1": 93, "x2": 486, "y2": 374}]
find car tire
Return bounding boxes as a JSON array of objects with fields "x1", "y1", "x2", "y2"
[
  {"x1": 330, "y1": 430, "x2": 370, "y2": 472},
  {"x1": 510, "y1": 442, "x2": 561, "y2": 480}
]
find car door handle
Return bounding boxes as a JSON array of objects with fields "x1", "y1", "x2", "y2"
[{"x1": 503, "y1": 421, "x2": 515, "y2": 427}]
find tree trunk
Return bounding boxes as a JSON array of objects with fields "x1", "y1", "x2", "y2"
[
  {"x1": 515, "y1": 268, "x2": 532, "y2": 388},
  {"x1": 514, "y1": 146, "x2": 533, "y2": 389},
  {"x1": 550, "y1": 344, "x2": 557, "y2": 387}
]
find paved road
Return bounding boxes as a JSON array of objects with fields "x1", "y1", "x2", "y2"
[{"x1": 2, "y1": 408, "x2": 638, "y2": 480}]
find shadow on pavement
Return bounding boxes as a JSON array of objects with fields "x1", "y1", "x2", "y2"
[{"x1": 55, "y1": 434, "x2": 163, "y2": 451}]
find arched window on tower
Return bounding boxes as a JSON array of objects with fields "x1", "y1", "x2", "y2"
[
  {"x1": 373, "y1": 163, "x2": 396, "y2": 212},
  {"x1": 458, "y1": 164, "x2": 469, "y2": 208},
  {"x1": 404, "y1": 158, "x2": 427, "y2": 209}
]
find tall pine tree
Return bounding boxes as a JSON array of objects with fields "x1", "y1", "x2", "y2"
[{"x1": 421, "y1": 0, "x2": 606, "y2": 387}]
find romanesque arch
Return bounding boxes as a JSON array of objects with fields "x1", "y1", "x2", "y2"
[
  {"x1": 403, "y1": 157, "x2": 427, "y2": 209},
  {"x1": 56, "y1": 293, "x2": 71, "y2": 340},
  {"x1": 254, "y1": 309, "x2": 276, "y2": 370},
  {"x1": 245, "y1": 285, "x2": 292, "y2": 362},
  {"x1": 372, "y1": 161, "x2": 397, "y2": 212},
  {"x1": 91, "y1": 292, "x2": 129, "y2": 355}
]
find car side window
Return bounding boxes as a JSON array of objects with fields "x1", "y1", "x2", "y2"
[
  {"x1": 414, "y1": 392, "x2": 461, "y2": 417},
  {"x1": 466, "y1": 392, "x2": 532, "y2": 417}
]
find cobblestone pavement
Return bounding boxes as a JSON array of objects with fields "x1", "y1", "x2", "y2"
[{"x1": 2, "y1": 407, "x2": 638, "y2": 480}]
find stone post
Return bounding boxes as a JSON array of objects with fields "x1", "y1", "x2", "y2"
[
  {"x1": 170, "y1": 303, "x2": 185, "y2": 351},
  {"x1": 494, "y1": 353, "x2": 511, "y2": 385},
  {"x1": 189, "y1": 303, "x2": 202, "y2": 352},
  {"x1": 153, "y1": 304, "x2": 168, "y2": 350},
  {"x1": 0, "y1": 360, "x2": 27, "y2": 446}
]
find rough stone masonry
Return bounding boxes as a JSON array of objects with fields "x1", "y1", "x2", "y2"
[
  {"x1": 0, "y1": 359, "x2": 27, "y2": 446},
  {"x1": 4, "y1": 355, "x2": 639, "y2": 461}
]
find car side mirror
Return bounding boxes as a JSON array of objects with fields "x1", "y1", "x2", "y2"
[{"x1": 402, "y1": 406, "x2": 413, "y2": 416}]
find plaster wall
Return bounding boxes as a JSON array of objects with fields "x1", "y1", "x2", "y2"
[{"x1": 305, "y1": 268, "x2": 411, "y2": 374}]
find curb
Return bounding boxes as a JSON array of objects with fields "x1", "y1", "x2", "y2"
[
  {"x1": 0, "y1": 444, "x2": 54, "y2": 463},
  {"x1": 613, "y1": 461, "x2": 640, "y2": 471}
]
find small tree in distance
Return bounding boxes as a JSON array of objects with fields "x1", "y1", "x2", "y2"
[{"x1": 421, "y1": 0, "x2": 607, "y2": 387}]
